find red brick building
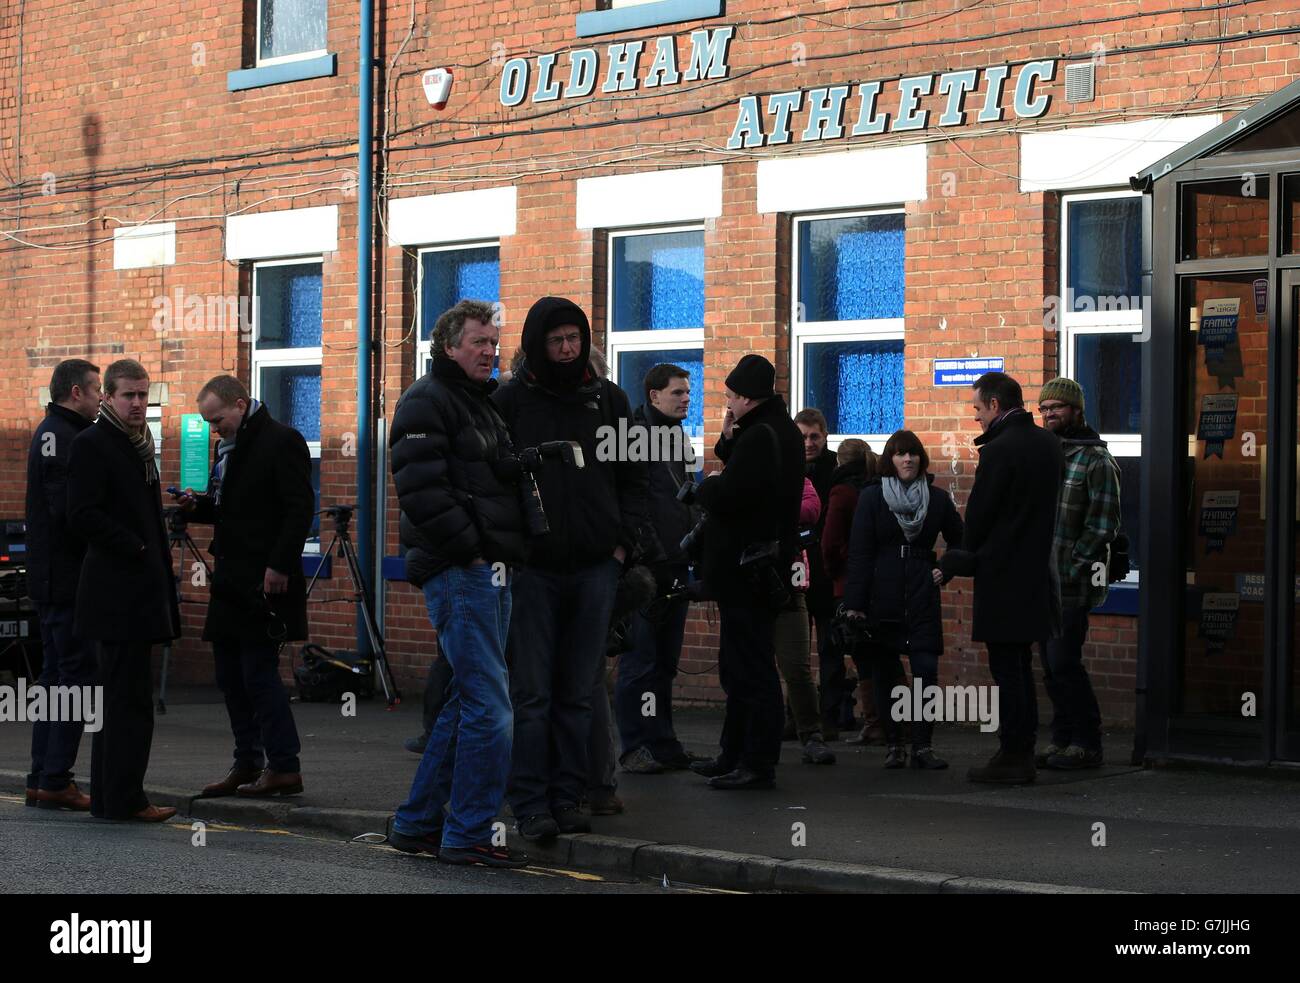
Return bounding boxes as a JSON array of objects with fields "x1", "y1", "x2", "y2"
[{"x1": 3, "y1": 1, "x2": 1299, "y2": 756}]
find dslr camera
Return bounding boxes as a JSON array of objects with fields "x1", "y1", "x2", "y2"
[{"x1": 506, "y1": 441, "x2": 586, "y2": 538}]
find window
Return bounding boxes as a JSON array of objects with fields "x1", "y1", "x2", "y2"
[
  {"x1": 607, "y1": 226, "x2": 705, "y2": 452},
  {"x1": 580, "y1": 0, "x2": 723, "y2": 37},
  {"x1": 252, "y1": 258, "x2": 323, "y2": 550},
  {"x1": 257, "y1": 0, "x2": 328, "y2": 66},
  {"x1": 416, "y1": 243, "x2": 501, "y2": 378},
  {"x1": 792, "y1": 210, "x2": 906, "y2": 446},
  {"x1": 1059, "y1": 189, "x2": 1144, "y2": 579}
]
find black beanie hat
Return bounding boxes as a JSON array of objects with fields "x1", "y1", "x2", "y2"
[{"x1": 725, "y1": 353, "x2": 775, "y2": 400}]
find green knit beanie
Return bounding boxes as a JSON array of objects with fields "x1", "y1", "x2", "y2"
[{"x1": 1040, "y1": 377, "x2": 1085, "y2": 412}]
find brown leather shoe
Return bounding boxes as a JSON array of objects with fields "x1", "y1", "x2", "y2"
[
  {"x1": 236, "y1": 769, "x2": 303, "y2": 797},
  {"x1": 36, "y1": 782, "x2": 92, "y2": 811},
  {"x1": 200, "y1": 766, "x2": 263, "y2": 798},
  {"x1": 26, "y1": 787, "x2": 37, "y2": 807},
  {"x1": 131, "y1": 804, "x2": 178, "y2": 822}
]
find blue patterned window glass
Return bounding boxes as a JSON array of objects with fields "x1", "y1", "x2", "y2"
[
  {"x1": 256, "y1": 263, "x2": 323, "y2": 348},
  {"x1": 260, "y1": 365, "x2": 322, "y2": 443},
  {"x1": 420, "y1": 247, "x2": 500, "y2": 341},
  {"x1": 805, "y1": 340, "x2": 904, "y2": 434},
  {"x1": 1072, "y1": 333, "x2": 1141, "y2": 434},
  {"x1": 1066, "y1": 197, "x2": 1143, "y2": 307},
  {"x1": 798, "y1": 214, "x2": 904, "y2": 322},
  {"x1": 612, "y1": 231, "x2": 705, "y2": 331},
  {"x1": 615, "y1": 348, "x2": 704, "y2": 440},
  {"x1": 260, "y1": 0, "x2": 328, "y2": 62},
  {"x1": 308, "y1": 456, "x2": 321, "y2": 545}
]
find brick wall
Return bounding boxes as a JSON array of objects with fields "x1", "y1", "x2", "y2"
[{"x1": 4, "y1": 2, "x2": 1300, "y2": 727}]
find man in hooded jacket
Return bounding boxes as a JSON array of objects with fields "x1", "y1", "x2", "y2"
[{"x1": 492, "y1": 297, "x2": 649, "y2": 840}]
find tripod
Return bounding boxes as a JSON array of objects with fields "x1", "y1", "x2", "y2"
[
  {"x1": 158, "y1": 508, "x2": 212, "y2": 714},
  {"x1": 305, "y1": 505, "x2": 399, "y2": 708}
]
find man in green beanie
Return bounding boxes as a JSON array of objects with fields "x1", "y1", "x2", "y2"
[{"x1": 1037, "y1": 377, "x2": 1121, "y2": 770}]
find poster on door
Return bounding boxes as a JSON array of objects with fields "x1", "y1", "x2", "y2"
[
  {"x1": 1198, "y1": 490, "x2": 1239, "y2": 553},
  {"x1": 1198, "y1": 592, "x2": 1240, "y2": 651},
  {"x1": 1196, "y1": 393, "x2": 1239, "y2": 458},
  {"x1": 1200, "y1": 297, "x2": 1244, "y2": 389}
]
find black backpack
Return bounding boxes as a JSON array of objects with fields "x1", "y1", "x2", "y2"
[
  {"x1": 294, "y1": 644, "x2": 374, "y2": 702},
  {"x1": 1107, "y1": 530, "x2": 1132, "y2": 584}
]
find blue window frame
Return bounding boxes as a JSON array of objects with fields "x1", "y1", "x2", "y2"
[
  {"x1": 607, "y1": 226, "x2": 705, "y2": 455},
  {"x1": 615, "y1": 347, "x2": 704, "y2": 440},
  {"x1": 252, "y1": 258, "x2": 323, "y2": 551},
  {"x1": 793, "y1": 210, "x2": 906, "y2": 442},
  {"x1": 611, "y1": 229, "x2": 705, "y2": 332},
  {"x1": 1059, "y1": 189, "x2": 1145, "y2": 590},
  {"x1": 417, "y1": 243, "x2": 501, "y2": 376}
]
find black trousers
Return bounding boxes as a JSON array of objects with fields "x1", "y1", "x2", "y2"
[
  {"x1": 90, "y1": 642, "x2": 154, "y2": 819},
  {"x1": 717, "y1": 601, "x2": 783, "y2": 776},
  {"x1": 212, "y1": 638, "x2": 302, "y2": 773},
  {"x1": 1040, "y1": 606, "x2": 1103, "y2": 751},
  {"x1": 986, "y1": 641, "x2": 1038, "y2": 753}
]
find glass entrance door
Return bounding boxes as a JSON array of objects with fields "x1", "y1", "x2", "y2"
[
  {"x1": 1282, "y1": 270, "x2": 1300, "y2": 759},
  {"x1": 1176, "y1": 272, "x2": 1270, "y2": 750}
]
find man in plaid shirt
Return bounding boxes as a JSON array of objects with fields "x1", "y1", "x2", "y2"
[{"x1": 1036, "y1": 377, "x2": 1121, "y2": 770}]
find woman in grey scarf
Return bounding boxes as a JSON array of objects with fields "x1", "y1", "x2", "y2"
[{"x1": 842, "y1": 431, "x2": 964, "y2": 769}]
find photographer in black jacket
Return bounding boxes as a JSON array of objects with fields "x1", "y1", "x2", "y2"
[
  {"x1": 176, "y1": 374, "x2": 314, "y2": 799},
  {"x1": 689, "y1": 354, "x2": 804, "y2": 790},
  {"x1": 613, "y1": 363, "x2": 701, "y2": 775},
  {"x1": 24, "y1": 359, "x2": 101, "y2": 810},
  {"x1": 386, "y1": 299, "x2": 530, "y2": 867},
  {"x1": 493, "y1": 296, "x2": 648, "y2": 841}
]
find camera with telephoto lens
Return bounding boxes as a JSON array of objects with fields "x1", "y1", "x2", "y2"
[
  {"x1": 829, "y1": 603, "x2": 873, "y2": 653},
  {"x1": 514, "y1": 441, "x2": 585, "y2": 538},
  {"x1": 676, "y1": 480, "x2": 708, "y2": 556}
]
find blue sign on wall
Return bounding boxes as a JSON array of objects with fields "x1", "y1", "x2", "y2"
[{"x1": 933, "y1": 357, "x2": 1004, "y2": 386}]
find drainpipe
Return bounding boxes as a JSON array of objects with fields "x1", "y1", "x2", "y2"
[{"x1": 355, "y1": 0, "x2": 375, "y2": 656}]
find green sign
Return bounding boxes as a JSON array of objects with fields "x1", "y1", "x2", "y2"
[{"x1": 179, "y1": 414, "x2": 211, "y2": 492}]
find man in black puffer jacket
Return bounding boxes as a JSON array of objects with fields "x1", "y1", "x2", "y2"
[
  {"x1": 385, "y1": 299, "x2": 530, "y2": 868},
  {"x1": 493, "y1": 296, "x2": 648, "y2": 841},
  {"x1": 689, "y1": 354, "x2": 805, "y2": 790}
]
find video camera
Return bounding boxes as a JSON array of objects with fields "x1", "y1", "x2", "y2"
[{"x1": 318, "y1": 503, "x2": 355, "y2": 533}]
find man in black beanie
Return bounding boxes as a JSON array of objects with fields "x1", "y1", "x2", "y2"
[
  {"x1": 689, "y1": 353, "x2": 804, "y2": 789},
  {"x1": 493, "y1": 297, "x2": 648, "y2": 839}
]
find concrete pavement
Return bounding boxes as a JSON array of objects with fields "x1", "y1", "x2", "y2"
[{"x1": 4, "y1": 685, "x2": 1299, "y2": 893}]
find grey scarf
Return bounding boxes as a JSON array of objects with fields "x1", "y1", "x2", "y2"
[
  {"x1": 99, "y1": 402, "x2": 159, "y2": 485},
  {"x1": 881, "y1": 475, "x2": 929, "y2": 542},
  {"x1": 212, "y1": 399, "x2": 260, "y2": 505}
]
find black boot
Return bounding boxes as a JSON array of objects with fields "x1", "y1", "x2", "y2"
[{"x1": 968, "y1": 748, "x2": 1036, "y2": 784}]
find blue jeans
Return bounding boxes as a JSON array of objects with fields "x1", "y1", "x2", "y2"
[
  {"x1": 614, "y1": 597, "x2": 689, "y2": 761},
  {"x1": 394, "y1": 563, "x2": 513, "y2": 849},
  {"x1": 28, "y1": 603, "x2": 97, "y2": 792},
  {"x1": 506, "y1": 559, "x2": 621, "y2": 819}
]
